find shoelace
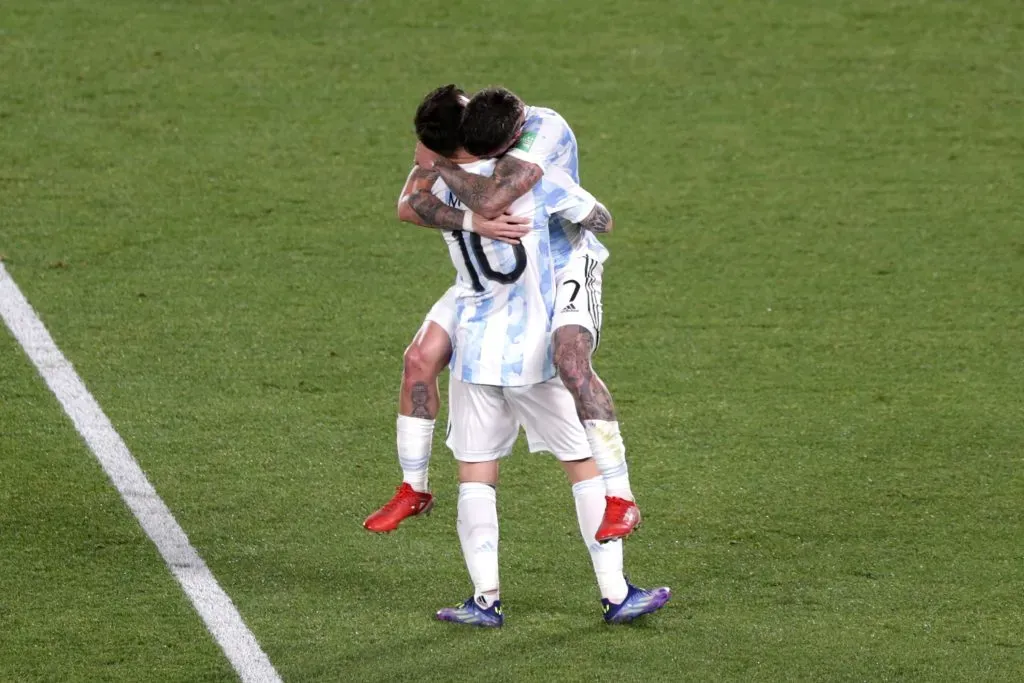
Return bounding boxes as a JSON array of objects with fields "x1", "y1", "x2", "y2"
[
  {"x1": 606, "y1": 497, "x2": 631, "y2": 516},
  {"x1": 381, "y1": 486, "x2": 416, "y2": 513}
]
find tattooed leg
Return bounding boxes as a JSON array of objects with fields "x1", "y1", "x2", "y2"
[
  {"x1": 399, "y1": 322, "x2": 452, "y2": 419},
  {"x1": 553, "y1": 324, "x2": 635, "y2": 507},
  {"x1": 365, "y1": 325, "x2": 449, "y2": 524},
  {"x1": 385, "y1": 321, "x2": 452, "y2": 497},
  {"x1": 553, "y1": 325, "x2": 616, "y2": 422}
]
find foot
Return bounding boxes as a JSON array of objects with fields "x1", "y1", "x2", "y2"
[
  {"x1": 363, "y1": 483, "x2": 434, "y2": 533},
  {"x1": 436, "y1": 597, "x2": 504, "y2": 628},
  {"x1": 602, "y1": 583, "x2": 671, "y2": 624},
  {"x1": 595, "y1": 496, "x2": 641, "y2": 543}
]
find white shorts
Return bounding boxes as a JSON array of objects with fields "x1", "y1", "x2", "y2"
[
  {"x1": 424, "y1": 285, "x2": 458, "y2": 339},
  {"x1": 553, "y1": 252, "x2": 604, "y2": 349},
  {"x1": 446, "y1": 376, "x2": 591, "y2": 463}
]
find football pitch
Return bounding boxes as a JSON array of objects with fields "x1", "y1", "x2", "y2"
[{"x1": 1, "y1": 0, "x2": 1022, "y2": 680}]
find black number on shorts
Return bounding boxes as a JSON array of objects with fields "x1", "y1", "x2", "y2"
[{"x1": 563, "y1": 279, "x2": 581, "y2": 303}]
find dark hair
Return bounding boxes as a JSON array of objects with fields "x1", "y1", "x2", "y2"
[
  {"x1": 460, "y1": 87, "x2": 525, "y2": 157},
  {"x1": 414, "y1": 84, "x2": 467, "y2": 157}
]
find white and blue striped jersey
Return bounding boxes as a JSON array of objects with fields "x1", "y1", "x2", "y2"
[
  {"x1": 506, "y1": 106, "x2": 609, "y2": 271},
  {"x1": 433, "y1": 160, "x2": 597, "y2": 387}
]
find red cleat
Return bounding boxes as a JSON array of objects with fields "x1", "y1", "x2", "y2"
[
  {"x1": 364, "y1": 483, "x2": 434, "y2": 533},
  {"x1": 595, "y1": 496, "x2": 642, "y2": 543}
]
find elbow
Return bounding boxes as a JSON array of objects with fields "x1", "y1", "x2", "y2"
[{"x1": 397, "y1": 200, "x2": 417, "y2": 224}]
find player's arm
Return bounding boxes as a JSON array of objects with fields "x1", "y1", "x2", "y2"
[
  {"x1": 396, "y1": 164, "x2": 441, "y2": 226},
  {"x1": 407, "y1": 190, "x2": 532, "y2": 244},
  {"x1": 431, "y1": 155, "x2": 543, "y2": 220},
  {"x1": 578, "y1": 202, "x2": 613, "y2": 233},
  {"x1": 396, "y1": 162, "x2": 531, "y2": 243},
  {"x1": 405, "y1": 187, "x2": 464, "y2": 230},
  {"x1": 546, "y1": 166, "x2": 613, "y2": 234}
]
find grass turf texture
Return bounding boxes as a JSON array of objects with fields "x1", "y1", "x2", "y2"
[{"x1": 2, "y1": 0, "x2": 1023, "y2": 680}]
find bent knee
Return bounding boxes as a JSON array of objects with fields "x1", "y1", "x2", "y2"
[
  {"x1": 554, "y1": 350, "x2": 593, "y2": 389},
  {"x1": 403, "y1": 343, "x2": 444, "y2": 380},
  {"x1": 553, "y1": 327, "x2": 594, "y2": 379}
]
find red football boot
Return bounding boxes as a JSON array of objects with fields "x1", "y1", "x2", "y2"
[
  {"x1": 595, "y1": 496, "x2": 642, "y2": 543},
  {"x1": 363, "y1": 483, "x2": 434, "y2": 533}
]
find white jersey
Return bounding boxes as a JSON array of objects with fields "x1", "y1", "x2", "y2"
[
  {"x1": 433, "y1": 160, "x2": 596, "y2": 387},
  {"x1": 506, "y1": 105, "x2": 609, "y2": 271}
]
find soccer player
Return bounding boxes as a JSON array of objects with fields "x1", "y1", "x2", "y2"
[
  {"x1": 365, "y1": 86, "x2": 640, "y2": 543},
  {"x1": 417, "y1": 140, "x2": 669, "y2": 627},
  {"x1": 362, "y1": 86, "x2": 531, "y2": 530}
]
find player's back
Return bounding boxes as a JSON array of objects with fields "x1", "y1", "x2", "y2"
[{"x1": 508, "y1": 106, "x2": 608, "y2": 272}]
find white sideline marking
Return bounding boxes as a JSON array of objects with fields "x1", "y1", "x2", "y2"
[{"x1": 0, "y1": 263, "x2": 282, "y2": 683}]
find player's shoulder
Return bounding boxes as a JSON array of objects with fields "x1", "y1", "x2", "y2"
[
  {"x1": 539, "y1": 165, "x2": 576, "y2": 189},
  {"x1": 524, "y1": 105, "x2": 570, "y2": 130}
]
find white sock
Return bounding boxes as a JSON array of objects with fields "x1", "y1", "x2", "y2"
[
  {"x1": 572, "y1": 476, "x2": 628, "y2": 603},
  {"x1": 583, "y1": 420, "x2": 633, "y2": 501},
  {"x1": 457, "y1": 482, "x2": 500, "y2": 606},
  {"x1": 397, "y1": 415, "x2": 434, "y2": 492}
]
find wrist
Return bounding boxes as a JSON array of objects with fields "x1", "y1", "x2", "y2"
[{"x1": 462, "y1": 210, "x2": 476, "y2": 233}]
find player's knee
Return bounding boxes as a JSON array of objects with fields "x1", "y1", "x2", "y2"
[{"x1": 403, "y1": 343, "x2": 441, "y2": 382}]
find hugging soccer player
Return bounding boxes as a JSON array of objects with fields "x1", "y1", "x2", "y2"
[
  {"x1": 389, "y1": 102, "x2": 669, "y2": 624},
  {"x1": 365, "y1": 85, "x2": 642, "y2": 544}
]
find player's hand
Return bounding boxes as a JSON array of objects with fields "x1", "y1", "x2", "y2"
[
  {"x1": 473, "y1": 213, "x2": 530, "y2": 244},
  {"x1": 414, "y1": 142, "x2": 441, "y2": 169}
]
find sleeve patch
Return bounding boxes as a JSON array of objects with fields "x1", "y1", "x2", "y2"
[{"x1": 513, "y1": 130, "x2": 537, "y2": 152}]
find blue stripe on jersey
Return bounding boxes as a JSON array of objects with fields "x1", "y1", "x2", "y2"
[
  {"x1": 500, "y1": 294, "x2": 526, "y2": 385},
  {"x1": 536, "y1": 231, "x2": 556, "y2": 380},
  {"x1": 524, "y1": 107, "x2": 581, "y2": 183},
  {"x1": 457, "y1": 292, "x2": 496, "y2": 384},
  {"x1": 558, "y1": 126, "x2": 580, "y2": 183},
  {"x1": 527, "y1": 180, "x2": 557, "y2": 381}
]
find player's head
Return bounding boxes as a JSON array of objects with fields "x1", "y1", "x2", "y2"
[
  {"x1": 460, "y1": 87, "x2": 527, "y2": 158},
  {"x1": 414, "y1": 84, "x2": 469, "y2": 157}
]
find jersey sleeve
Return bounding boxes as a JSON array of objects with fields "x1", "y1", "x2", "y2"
[
  {"x1": 545, "y1": 167, "x2": 597, "y2": 223},
  {"x1": 505, "y1": 113, "x2": 566, "y2": 170}
]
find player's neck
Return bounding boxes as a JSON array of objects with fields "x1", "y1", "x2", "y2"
[{"x1": 447, "y1": 148, "x2": 479, "y2": 164}]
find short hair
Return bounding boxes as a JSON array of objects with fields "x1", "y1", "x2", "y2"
[
  {"x1": 460, "y1": 87, "x2": 525, "y2": 157},
  {"x1": 414, "y1": 84, "x2": 467, "y2": 157}
]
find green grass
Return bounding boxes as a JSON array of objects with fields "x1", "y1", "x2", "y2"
[{"x1": 2, "y1": 0, "x2": 1023, "y2": 680}]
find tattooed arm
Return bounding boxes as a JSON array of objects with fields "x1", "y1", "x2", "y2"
[
  {"x1": 406, "y1": 188, "x2": 466, "y2": 230},
  {"x1": 578, "y1": 202, "x2": 614, "y2": 234},
  {"x1": 397, "y1": 164, "x2": 531, "y2": 243},
  {"x1": 407, "y1": 190, "x2": 532, "y2": 243},
  {"x1": 432, "y1": 155, "x2": 543, "y2": 220},
  {"x1": 396, "y1": 165, "x2": 442, "y2": 226}
]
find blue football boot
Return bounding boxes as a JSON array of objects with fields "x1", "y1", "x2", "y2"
[
  {"x1": 602, "y1": 583, "x2": 671, "y2": 624},
  {"x1": 436, "y1": 597, "x2": 504, "y2": 628}
]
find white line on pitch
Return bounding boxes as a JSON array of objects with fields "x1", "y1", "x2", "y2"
[{"x1": 0, "y1": 263, "x2": 282, "y2": 683}]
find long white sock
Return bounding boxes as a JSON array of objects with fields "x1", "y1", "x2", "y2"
[
  {"x1": 583, "y1": 420, "x2": 633, "y2": 501},
  {"x1": 572, "y1": 476, "x2": 628, "y2": 603},
  {"x1": 457, "y1": 482, "x2": 500, "y2": 607},
  {"x1": 397, "y1": 415, "x2": 434, "y2": 493}
]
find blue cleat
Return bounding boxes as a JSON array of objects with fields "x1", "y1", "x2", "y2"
[
  {"x1": 436, "y1": 597, "x2": 504, "y2": 628},
  {"x1": 602, "y1": 583, "x2": 671, "y2": 624}
]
